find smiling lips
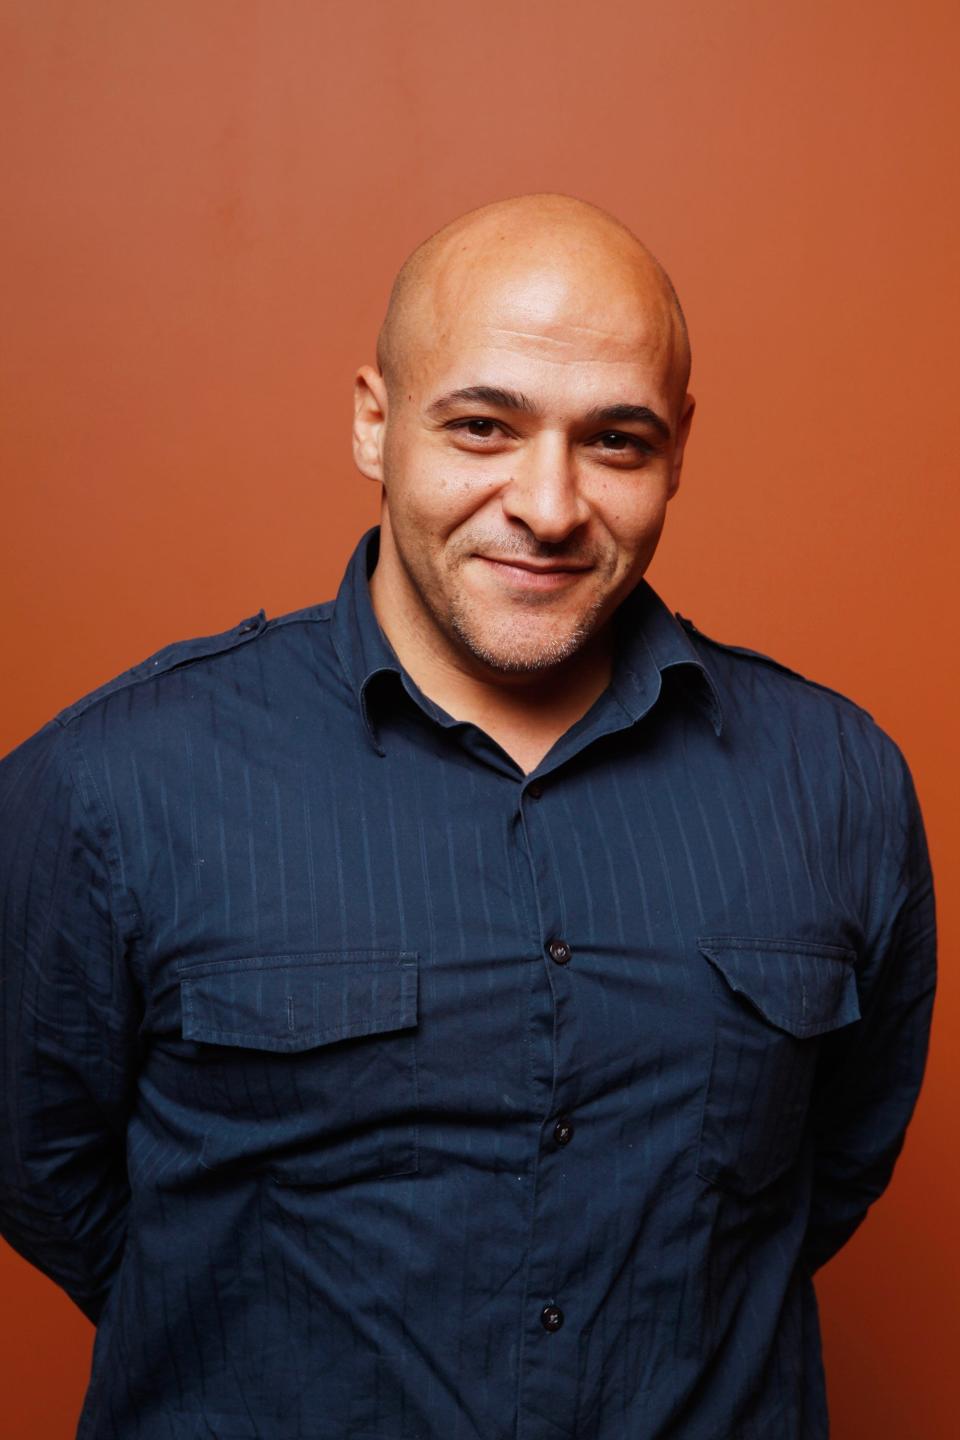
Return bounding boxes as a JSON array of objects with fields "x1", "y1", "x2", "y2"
[{"x1": 475, "y1": 554, "x2": 592, "y2": 590}]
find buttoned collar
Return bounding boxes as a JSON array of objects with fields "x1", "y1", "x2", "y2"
[{"x1": 330, "y1": 527, "x2": 723, "y2": 757}]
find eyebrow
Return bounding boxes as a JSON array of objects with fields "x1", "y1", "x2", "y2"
[
  {"x1": 426, "y1": 385, "x2": 539, "y2": 418},
  {"x1": 584, "y1": 403, "x2": 671, "y2": 441},
  {"x1": 425, "y1": 386, "x2": 671, "y2": 440}
]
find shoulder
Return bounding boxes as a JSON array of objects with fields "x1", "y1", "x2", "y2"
[
  {"x1": 674, "y1": 611, "x2": 912, "y2": 782},
  {"x1": 676, "y1": 612, "x2": 878, "y2": 722},
  {"x1": 54, "y1": 601, "x2": 334, "y2": 728},
  {"x1": 676, "y1": 615, "x2": 923, "y2": 845},
  {"x1": 0, "y1": 600, "x2": 339, "y2": 838}
]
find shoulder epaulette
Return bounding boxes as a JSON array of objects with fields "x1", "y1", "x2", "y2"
[
  {"x1": 675, "y1": 613, "x2": 875, "y2": 720},
  {"x1": 55, "y1": 610, "x2": 269, "y2": 726}
]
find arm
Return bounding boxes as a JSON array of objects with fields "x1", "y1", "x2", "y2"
[
  {"x1": 0, "y1": 718, "x2": 142, "y2": 1323},
  {"x1": 802, "y1": 742, "x2": 936, "y2": 1273}
]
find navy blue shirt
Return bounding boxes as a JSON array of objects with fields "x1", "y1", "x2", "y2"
[{"x1": 0, "y1": 527, "x2": 936, "y2": 1439}]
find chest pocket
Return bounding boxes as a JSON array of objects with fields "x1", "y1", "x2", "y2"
[
  {"x1": 696, "y1": 938, "x2": 860, "y2": 1196},
  {"x1": 178, "y1": 950, "x2": 419, "y2": 1187}
]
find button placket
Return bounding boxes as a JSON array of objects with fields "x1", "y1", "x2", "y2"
[{"x1": 515, "y1": 777, "x2": 578, "y2": 1420}]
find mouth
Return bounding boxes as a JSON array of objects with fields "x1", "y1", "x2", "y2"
[{"x1": 474, "y1": 554, "x2": 593, "y2": 591}]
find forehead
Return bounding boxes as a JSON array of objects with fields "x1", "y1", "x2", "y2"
[{"x1": 416, "y1": 261, "x2": 681, "y2": 411}]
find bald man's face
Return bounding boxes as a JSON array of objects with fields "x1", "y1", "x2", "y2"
[{"x1": 354, "y1": 246, "x2": 693, "y2": 682}]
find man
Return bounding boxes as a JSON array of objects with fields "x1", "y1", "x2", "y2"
[{"x1": 0, "y1": 195, "x2": 936, "y2": 1439}]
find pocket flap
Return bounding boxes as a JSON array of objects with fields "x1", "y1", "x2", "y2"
[
  {"x1": 179, "y1": 950, "x2": 418, "y2": 1052},
  {"x1": 697, "y1": 937, "x2": 860, "y2": 1038}
]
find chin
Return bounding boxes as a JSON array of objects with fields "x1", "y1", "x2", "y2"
[{"x1": 452, "y1": 617, "x2": 597, "y2": 675}]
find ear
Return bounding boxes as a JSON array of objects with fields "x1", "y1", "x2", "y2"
[
  {"x1": 353, "y1": 365, "x2": 389, "y2": 482},
  {"x1": 667, "y1": 392, "x2": 695, "y2": 499}
]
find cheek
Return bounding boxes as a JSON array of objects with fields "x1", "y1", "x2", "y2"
[
  {"x1": 394, "y1": 455, "x2": 506, "y2": 533},
  {"x1": 383, "y1": 421, "x2": 479, "y2": 549},
  {"x1": 598, "y1": 485, "x2": 670, "y2": 547}
]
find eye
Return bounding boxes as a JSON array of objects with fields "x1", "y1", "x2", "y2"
[
  {"x1": 446, "y1": 417, "x2": 507, "y2": 444},
  {"x1": 596, "y1": 431, "x2": 652, "y2": 452},
  {"x1": 590, "y1": 430, "x2": 657, "y2": 461}
]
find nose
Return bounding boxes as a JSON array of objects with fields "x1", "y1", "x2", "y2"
[{"x1": 500, "y1": 434, "x2": 590, "y2": 544}]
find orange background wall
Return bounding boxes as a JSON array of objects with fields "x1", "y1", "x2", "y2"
[{"x1": 1, "y1": 2, "x2": 957, "y2": 1435}]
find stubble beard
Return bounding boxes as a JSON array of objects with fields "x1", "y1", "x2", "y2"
[{"x1": 445, "y1": 583, "x2": 611, "y2": 675}]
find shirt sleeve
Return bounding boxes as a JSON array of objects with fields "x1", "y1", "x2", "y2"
[
  {"x1": 0, "y1": 718, "x2": 142, "y2": 1323},
  {"x1": 802, "y1": 739, "x2": 937, "y2": 1273}
]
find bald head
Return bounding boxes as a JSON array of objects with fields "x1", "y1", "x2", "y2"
[{"x1": 376, "y1": 193, "x2": 691, "y2": 413}]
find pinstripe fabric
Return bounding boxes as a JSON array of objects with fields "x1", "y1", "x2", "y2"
[{"x1": 0, "y1": 527, "x2": 935, "y2": 1440}]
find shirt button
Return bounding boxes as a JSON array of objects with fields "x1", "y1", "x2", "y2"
[
  {"x1": 547, "y1": 938, "x2": 571, "y2": 965},
  {"x1": 527, "y1": 782, "x2": 543, "y2": 798},
  {"x1": 541, "y1": 1304, "x2": 565, "y2": 1332},
  {"x1": 553, "y1": 1117, "x2": 574, "y2": 1146}
]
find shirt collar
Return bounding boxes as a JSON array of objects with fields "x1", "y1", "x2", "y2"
[
  {"x1": 330, "y1": 526, "x2": 723, "y2": 755},
  {"x1": 607, "y1": 578, "x2": 724, "y2": 737}
]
